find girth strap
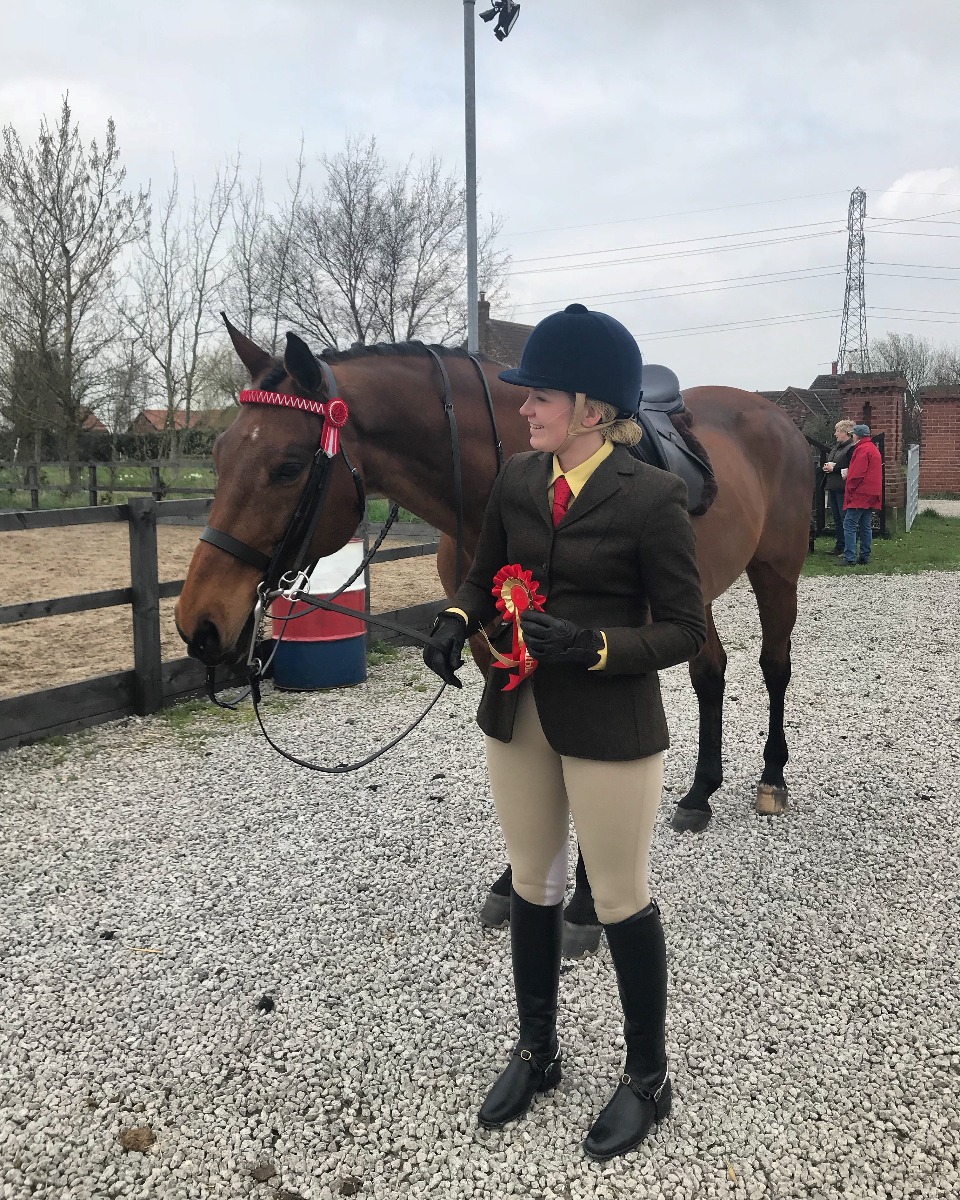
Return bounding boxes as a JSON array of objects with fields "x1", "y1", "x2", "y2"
[{"x1": 426, "y1": 346, "x2": 465, "y2": 590}]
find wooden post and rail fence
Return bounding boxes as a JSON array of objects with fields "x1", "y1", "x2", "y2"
[
  {"x1": 0, "y1": 497, "x2": 445, "y2": 752},
  {"x1": 2, "y1": 459, "x2": 217, "y2": 509}
]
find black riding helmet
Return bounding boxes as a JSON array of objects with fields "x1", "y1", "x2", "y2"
[{"x1": 499, "y1": 303, "x2": 643, "y2": 416}]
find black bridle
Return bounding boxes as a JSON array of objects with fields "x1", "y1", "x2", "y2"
[{"x1": 198, "y1": 350, "x2": 503, "y2": 773}]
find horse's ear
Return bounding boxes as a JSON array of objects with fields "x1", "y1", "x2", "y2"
[
  {"x1": 284, "y1": 332, "x2": 325, "y2": 395},
  {"x1": 221, "y1": 313, "x2": 273, "y2": 379}
]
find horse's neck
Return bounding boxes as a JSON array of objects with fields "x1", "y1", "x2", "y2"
[{"x1": 341, "y1": 354, "x2": 507, "y2": 541}]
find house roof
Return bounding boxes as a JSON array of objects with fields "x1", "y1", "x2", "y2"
[
  {"x1": 482, "y1": 316, "x2": 535, "y2": 367},
  {"x1": 133, "y1": 408, "x2": 191, "y2": 432},
  {"x1": 80, "y1": 408, "x2": 109, "y2": 432}
]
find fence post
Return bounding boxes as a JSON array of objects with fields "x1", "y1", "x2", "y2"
[
  {"x1": 26, "y1": 464, "x2": 39, "y2": 510},
  {"x1": 128, "y1": 497, "x2": 163, "y2": 716},
  {"x1": 88, "y1": 464, "x2": 98, "y2": 507},
  {"x1": 150, "y1": 464, "x2": 164, "y2": 502}
]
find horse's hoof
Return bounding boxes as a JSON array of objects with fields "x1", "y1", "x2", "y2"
[
  {"x1": 755, "y1": 784, "x2": 789, "y2": 816},
  {"x1": 670, "y1": 805, "x2": 712, "y2": 833},
  {"x1": 479, "y1": 891, "x2": 510, "y2": 928},
  {"x1": 562, "y1": 921, "x2": 603, "y2": 959}
]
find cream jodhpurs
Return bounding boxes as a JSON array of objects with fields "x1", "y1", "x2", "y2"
[{"x1": 484, "y1": 687, "x2": 665, "y2": 924}]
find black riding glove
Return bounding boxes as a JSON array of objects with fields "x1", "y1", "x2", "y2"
[
  {"x1": 423, "y1": 611, "x2": 467, "y2": 688},
  {"x1": 520, "y1": 612, "x2": 603, "y2": 668}
]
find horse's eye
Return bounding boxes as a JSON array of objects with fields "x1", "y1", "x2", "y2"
[{"x1": 270, "y1": 461, "x2": 306, "y2": 484}]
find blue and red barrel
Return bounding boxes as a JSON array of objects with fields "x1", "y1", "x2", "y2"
[{"x1": 269, "y1": 540, "x2": 367, "y2": 689}]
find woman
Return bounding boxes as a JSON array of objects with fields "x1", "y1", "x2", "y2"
[
  {"x1": 423, "y1": 304, "x2": 706, "y2": 1160},
  {"x1": 822, "y1": 420, "x2": 856, "y2": 557}
]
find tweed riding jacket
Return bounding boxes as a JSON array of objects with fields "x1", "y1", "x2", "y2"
[{"x1": 451, "y1": 445, "x2": 707, "y2": 760}]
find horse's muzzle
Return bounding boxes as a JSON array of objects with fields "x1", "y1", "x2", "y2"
[{"x1": 182, "y1": 618, "x2": 226, "y2": 665}]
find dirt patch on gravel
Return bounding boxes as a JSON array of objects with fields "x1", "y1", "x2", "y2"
[{"x1": 0, "y1": 525, "x2": 443, "y2": 698}]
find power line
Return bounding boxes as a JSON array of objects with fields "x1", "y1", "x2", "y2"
[
  {"x1": 635, "y1": 309, "x2": 839, "y2": 342},
  {"x1": 510, "y1": 219, "x2": 842, "y2": 266},
  {"x1": 868, "y1": 260, "x2": 960, "y2": 271},
  {"x1": 511, "y1": 268, "x2": 843, "y2": 315},
  {"x1": 506, "y1": 190, "x2": 850, "y2": 237},
  {"x1": 507, "y1": 229, "x2": 844, "y2": 277}
]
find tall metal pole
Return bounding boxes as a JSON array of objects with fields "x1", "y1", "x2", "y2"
[{"x1": 463, "y1": 0, "x2": 479, "y2": 353}]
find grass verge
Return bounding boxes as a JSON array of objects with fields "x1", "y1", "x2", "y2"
[{"x1": 804, "y1": 511, "x2": 960, "y2": 577}]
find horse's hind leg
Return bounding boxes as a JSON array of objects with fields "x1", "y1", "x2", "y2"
[
  {"x1": 745, "y1": 560, "x2": 797, "y2": 816},
  {"x1": 672, "y1": 606, "x2": 726, "y2": 833},
  {"x1": 562, "y1": 848, "x2": 603, "y2": 959}
]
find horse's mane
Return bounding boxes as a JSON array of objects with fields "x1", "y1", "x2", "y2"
[{"x1": 321, "y1": 341, "x2": 492, "y2": 365}]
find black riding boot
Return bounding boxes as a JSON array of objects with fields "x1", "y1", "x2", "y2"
[
  {"x1": 478, "y1": 889, "x2": 563, "y2": 1129},
  {"x1": 583, "y1": 902, "x2": 672, "y2": 1160}
]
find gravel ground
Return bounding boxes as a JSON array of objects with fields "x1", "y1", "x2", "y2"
[{"x1": 2, "y1": 572, "x2": 959, "y2": 1200}]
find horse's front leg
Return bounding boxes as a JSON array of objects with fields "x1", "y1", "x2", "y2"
[
  {"x1": 745, "y1": 561, "x2": 797, "y2": 816},
  {"x1": 672, "y1": 605, "x2": 727, "y2": 832}
]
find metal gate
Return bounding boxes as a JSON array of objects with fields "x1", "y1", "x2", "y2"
[{"x1": 906, "y1": 444, "x2": 920, "y2": 531}]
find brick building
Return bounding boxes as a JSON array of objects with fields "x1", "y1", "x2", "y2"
[
  {"x1": 916, "y1": 386, "x2": 960, "y2": 495},
  {"x1": 761, "y1": 368, "x2": 920, "y2": 516}
]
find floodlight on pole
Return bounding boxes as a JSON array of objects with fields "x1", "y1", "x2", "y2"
[{"x1": 464, "y1": 0, "x2": 519, "y2": 354}]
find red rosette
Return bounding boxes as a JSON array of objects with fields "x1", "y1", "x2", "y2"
[
  {"x1": 324, "y1": 397, "x2": 349, "y2": 427},
  {"x1": 488, "y1": 565, "x2": 545, "y2": 691}
]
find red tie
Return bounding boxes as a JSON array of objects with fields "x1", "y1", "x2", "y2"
[{"x1": 552, "y1": 475, "x2": 572, "y2": 527}]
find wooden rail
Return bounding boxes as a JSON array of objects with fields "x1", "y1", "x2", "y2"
[
  {"x1": 1, "y1": 460, "x2": 216, "y2": 507},
  {"x1": 0, "y1": 498, "x2": 444, "y2": 751}
]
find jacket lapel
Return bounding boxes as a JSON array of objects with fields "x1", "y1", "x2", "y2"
[
  {"x1": 561, "y1": 448, "x2": 635, "y2": 528},
  {"x1": 525, "y1": 453, "x2": 554, "y2": 527}
]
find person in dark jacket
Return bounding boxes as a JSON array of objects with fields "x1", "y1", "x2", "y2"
[
  {"x1": 423, "y1": 304, "x2": 706, "y2": 1160},
  {"x1": 841, "y1": 423, "x2": 883, "y2": 565},
  {"x1": 822, "y1": 420, "x2": 855, "y2": 555}
]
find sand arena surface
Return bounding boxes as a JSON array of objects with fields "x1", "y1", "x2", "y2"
[{"x1": 0, "y1": 525, "x2": 443, "y2": 698}]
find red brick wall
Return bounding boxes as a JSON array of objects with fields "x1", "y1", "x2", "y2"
[
  {"x1": 918, "y1": 389, "x2": 960, "y2": 495},
  {"x1": 838, "y1": 376, "x2": 907, "y2": 508}
]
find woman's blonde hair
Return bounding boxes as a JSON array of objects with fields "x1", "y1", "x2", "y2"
[
  {"x1": 835, "y1": 419, "x2": 855, "y2": 436},
  {"x1": 592, "y1": 399, "x2": 643, "y2": 447}
]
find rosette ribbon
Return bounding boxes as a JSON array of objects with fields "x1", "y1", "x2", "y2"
[
  {"x1": 239, "y1": 389, "x2": 350, "y2": 458},
  {"x1": 484, "y1": 565, "x2": 546, "y2": 692}
]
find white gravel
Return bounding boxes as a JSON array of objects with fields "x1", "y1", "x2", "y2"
[{"x1": 2, "y1": 571, "x2": 959, "y2": 1200}]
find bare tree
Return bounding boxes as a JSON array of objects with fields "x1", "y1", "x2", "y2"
[
  {"x1": 278, "y1": 136, "x2": 509, "y2": 350},
  {"x1": 223, "y1": 143, "x2": 307, "y2": 354},
  {"x1": 0, "y1": 95, "x2": 149, "y2": 471},
  {"x1": 124, "y1": 159, "x2": 239, "y2": 452},
  {"x1": 870, "y1": 332, "x2": 960, "y2": 394}
]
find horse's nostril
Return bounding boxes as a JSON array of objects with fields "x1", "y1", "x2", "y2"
[{"x1": 189, "y1": 619, "x2": 222, "y2": 664}]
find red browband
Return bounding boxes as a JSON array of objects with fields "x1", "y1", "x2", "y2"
[{"x1": 238, "y1": 388, "x2": 349, "y2": 458}]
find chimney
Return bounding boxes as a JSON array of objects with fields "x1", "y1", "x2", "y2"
[
  {"x1": 831, "y1": 361, "x2": 838, "y2": 375},
  {"x1": 478, "y1": 292, "x2": 490, "y2": 354}
]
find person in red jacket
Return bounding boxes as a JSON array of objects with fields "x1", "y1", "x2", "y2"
[{"x1": 841, "y1": 424, "x2": 883, "y2": 565}]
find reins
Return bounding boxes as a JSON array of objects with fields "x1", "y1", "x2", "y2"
[{"x1": 200, "y1": 348, "x2": 497, "y2": 773}]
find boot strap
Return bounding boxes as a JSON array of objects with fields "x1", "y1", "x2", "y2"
[
  {"x1": 514, "y1": 1046, "x2": 561, "y2": 1075},
  {"x1": 620, "y1": 1067, "x2": 668, "y2": 1118}
]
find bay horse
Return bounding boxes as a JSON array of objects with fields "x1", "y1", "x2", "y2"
[{"x1": 175, "y1": 323, "x2": 812, "y2": 950}]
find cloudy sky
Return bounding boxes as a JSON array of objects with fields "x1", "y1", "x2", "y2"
[{"x1": 2, "y1": 0, "x2": 959, "y2": 389}]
